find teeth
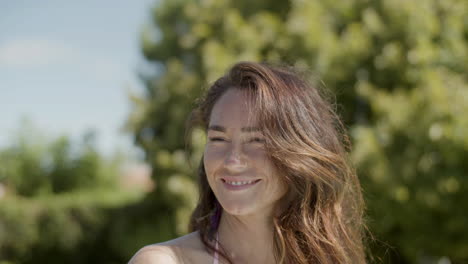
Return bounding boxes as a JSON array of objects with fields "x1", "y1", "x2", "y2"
[{"x1": 225, "y1": 180, "x2": 256, "y2": 186}]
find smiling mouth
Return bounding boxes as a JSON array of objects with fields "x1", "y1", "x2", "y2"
[{"x1": 221, "y1": 179, "x2": 261, "y2": 186}]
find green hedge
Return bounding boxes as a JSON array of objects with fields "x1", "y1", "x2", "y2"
[{"x1": 0, "y1": 189, "x2": 145, "y2": 264}]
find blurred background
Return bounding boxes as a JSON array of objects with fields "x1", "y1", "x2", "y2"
[{"x1": 0, "y1": 0, "x2": 467, "y2": 263}]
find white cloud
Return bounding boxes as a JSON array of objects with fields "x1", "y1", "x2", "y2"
[{"x1": 0, "y1": 38, "x2": 79, "y2": 68}]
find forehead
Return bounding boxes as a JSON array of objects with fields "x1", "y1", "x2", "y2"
[{"x1": 209, "y1": 88, "x2": 258, "y2": 128}]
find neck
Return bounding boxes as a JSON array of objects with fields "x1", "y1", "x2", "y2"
[{"x1": 217, "y1": 210, "x2": 276, "y2": 264}]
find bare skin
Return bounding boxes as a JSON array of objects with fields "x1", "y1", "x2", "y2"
[
  {"x1": 129, "y1": 223, "x2": 277, "y2": 264},
  {"x1": 129, "y1": 88, "x2": 287, "y2": 264},
  {"x1": 128, "y1": 231, "x2": 214, "y2": 264},
  {"x1": 203, "y1": 88, "x2": 286, "y2": 263}
]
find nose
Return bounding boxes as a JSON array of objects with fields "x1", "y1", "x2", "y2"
[{"x1": 224, "y1": 144, "x2": 247, "y2": 172}]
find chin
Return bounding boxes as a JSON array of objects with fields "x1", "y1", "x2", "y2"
[{"x1": 219, "y1": 200, "x2": 259, "y2": 216}]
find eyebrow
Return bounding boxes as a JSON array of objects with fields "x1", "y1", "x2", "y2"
[{"x1": 208, "y1": 125, "x2": 261, "y2": 133}]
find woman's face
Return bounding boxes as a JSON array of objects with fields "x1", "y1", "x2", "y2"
[{"x1": 204, "y1": 88, "x2": 287, "y2": 217}]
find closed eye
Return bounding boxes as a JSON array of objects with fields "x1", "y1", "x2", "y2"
[
  {"x1": 208, "y1": 137, "x2": 265, "y2": 143},
  {"x1": 208, "y1": 137, "x2": 225, "y2": 142},
  {"x1": 250, "y1": 138, "x2": 265, "y2": 143}
]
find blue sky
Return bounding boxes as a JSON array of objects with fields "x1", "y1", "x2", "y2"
[{"x1": 0, "y1": 0, "x2": 158, "y2": 158}]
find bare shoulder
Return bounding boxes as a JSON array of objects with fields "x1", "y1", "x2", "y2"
[
  {"x1": 128, "y1": 231, "x2": 212, "y2": 264},
  {"x1": 157, "y1": 230, "x2": 205, "y2": 249},
  {"x1": 128, "y1": 244, "x2": 178, "y2": 264}
]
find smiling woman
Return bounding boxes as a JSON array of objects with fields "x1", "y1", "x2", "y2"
[{"x1": 129, "y1": 62, "x2": 367, "y2": 264}]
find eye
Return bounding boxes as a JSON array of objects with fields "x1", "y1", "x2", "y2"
[
  {"x1": 208, "y1": 137, "x2": 226, "y2": 142},
  {"x1": 249, "y1": 137, "x2": 265, "y2": 143}
]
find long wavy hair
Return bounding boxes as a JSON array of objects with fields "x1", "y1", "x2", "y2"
[{"x1": 186, "y1": 61, "x2": 367, "y2": 263}]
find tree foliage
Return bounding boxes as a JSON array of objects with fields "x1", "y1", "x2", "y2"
[
  {"x1": 0, "y1": 119, "x2": 139, "y2": 264},
  {"x1": 0, "y1": 120, "x2": 119, "y2": 196},
  {"x1": 125, "y1": 0, "x2": 468, "y2": 263}
]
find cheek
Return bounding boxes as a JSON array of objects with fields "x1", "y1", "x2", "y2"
[
  {"x1": 203, "y1": 153, "x2": 216, "y2": 190},
  {"x1": 260, "y1": 158, "x2": 287, "y2": 195},
  {"x1": 203, "y1": 147, "x2": 222, "y2": 176},
  {"x1": 247, "y1": 150, "x2": 278, "y2": 183},
  {"x1": 249, "y1": 148, "x2": 273, "y2": 169},
  {"x1": 203, "y1": 149, "x2": 212, "y2": 175},
  {"x1": 245, "y1": 146, "x2": 268, "y2": 160}
]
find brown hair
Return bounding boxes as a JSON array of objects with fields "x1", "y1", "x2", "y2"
[{"x1": 186, "y1": 61, "x2": 367, "y2": 263}]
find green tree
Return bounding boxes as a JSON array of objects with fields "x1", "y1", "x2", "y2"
[
  {"x1": 0, "y1": 119, "x2": 120, "y2": 196},
  {"x1": 0, "y1": 120, "x2": 136, "y2": 264},
  {"x1": 126, "y1": 0, "x2": 468, "y2": 262}
]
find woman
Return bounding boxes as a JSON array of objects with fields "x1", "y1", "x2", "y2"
[{"x1": 129, "y1": 62, "x2": 367, "y2": 264}]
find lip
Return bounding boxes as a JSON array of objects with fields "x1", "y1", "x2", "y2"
[
  {"x1": 220, "y1": 178, "x2": 262, "y2": 191},
  {"x1": 220, "y1": 176, "x2": 262, "y2": 182}
]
